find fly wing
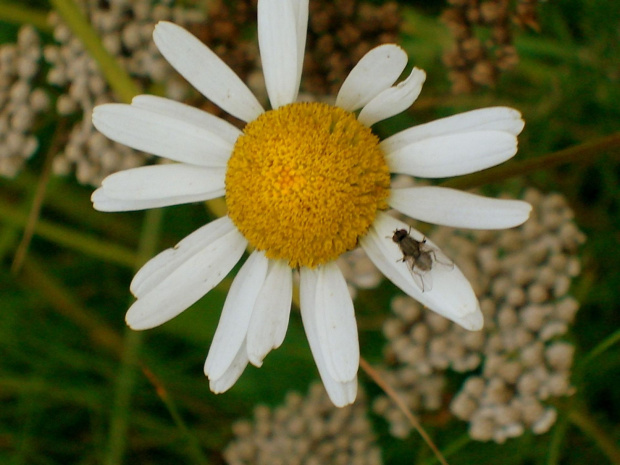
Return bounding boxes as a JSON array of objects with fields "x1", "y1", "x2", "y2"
[
  {"x1": 405, "y1": 256, "x2": 433, "y2": 292},
  {"x1": 413, "y1": 266, "x2": 433, "y2": 292},
  {"x1": 421, "y1": 243, "x2": 454, "y2": 270}
]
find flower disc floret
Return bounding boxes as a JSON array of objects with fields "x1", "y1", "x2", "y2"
[{"x1": 226, "y1": 102, "x2": 390, "y2": 268}]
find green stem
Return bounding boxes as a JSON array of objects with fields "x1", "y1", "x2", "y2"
[
  {"x1": 0, "y1": 3, "x2": 51, "y2": 32},
  {"x1": 0, "y1": 197, "x2": 137, "y2": 267},
  {"x1": 11, "y1": 122, "x2": 61, "y2": 274},
  {"x1": 105, "y1": 208, "x2": 163, "y2": 465},
  {"x1": 421, "y1": 433, "x2": 471, "y2": 465},
  {"x1": 0, "y1": 227, "x2": 19, "y2": 263},
  {"x1": 104, "y1": 209, "x2": 211, "y2": 465},
  {"x1": 140, "y1": 364, "x2": 212, "y2": 465},
  {"x1": 578, "y1": 328, "x2": 620, "y2": 369},
  {"x1": 7, "y1": 171, "x2": 140, "y2": 245},
  {"x1": 440, "y1": 132, "x2": 620, "y2": 190},
  {"x1": 547, "y1": 412, "x2": 570, "y2": 465},
  {"x1": 568, "y1": 406, "x2": 620, "y2": 465},
  {"x1": 104, "y1": 328, "x2": 144, "y2": 465},
  {"x1": 166, "y1": 401, "x2": 212, "y2": 465},
  {"x1": 49, "y1": 0, "x2": 140, "y2": 103},
  {"x1": 19, "y1": 258, "x2": 124, "y2": 356}
]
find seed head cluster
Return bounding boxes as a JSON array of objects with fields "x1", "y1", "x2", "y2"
[
  {"x1": 181, "y1": 0, "x2": 263, "y2": 123},
  {"x1": 304, "y1": 0, "x2": 401, "y2": 96},
  {"x1": 0, "y1": 0, "x2": 402, "y2": 184},
  {"x1": 374, "y1": 188, "x2": 584, "y2": 443},
  {"x1": 0, "y1": 26, "x2": 49, "y2": 177},
  {"x1": 184, "y1": 0, "x2": 403, "y2": 102},
  {"x1": 44, "y1": 0, "x2": 205, "y2": 185},
  {"x1": 337, "y1": 247, "x2": 384, "y2": 300},
  {"x1": 441, "y1": 0, "x2": 541, "y2": 93},
  {"x1": 225, "y1": 383, "x2": 382, "y2": 465}
]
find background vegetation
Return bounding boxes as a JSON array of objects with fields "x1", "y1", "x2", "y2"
[{"x1": 1, "y1": 0, "x2": 618, "y2": 464}]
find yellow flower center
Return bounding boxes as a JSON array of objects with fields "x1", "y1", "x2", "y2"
[{"x1": 225, "y1": 102, "x2": 390, "y2": 268}]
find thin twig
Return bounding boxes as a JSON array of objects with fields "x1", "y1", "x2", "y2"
[
  {"x1": 359, "y1": 357, "x2": 449, "y2": 465},
  {"x1": 0, "y1": 198, "x2": 137, "y2": 267},
  {"x1": 568, "y1": 405, "x2": 620, "y2": 465},
  {"x1": 11, "y1": 120, "x2": 66, "y2": 274},
  {"x1": 19, "y1": 258, "x2": 124, "y2": 355},
  {"x1": 140, "y1": 363, "x2": 211, "y2": 465}
]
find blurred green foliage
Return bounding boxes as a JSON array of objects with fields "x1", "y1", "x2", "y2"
[{"x1": 0, "y1": 0, "x2": 618, "y2": 464}]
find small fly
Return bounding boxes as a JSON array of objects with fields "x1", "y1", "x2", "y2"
[{"x1": 391, "y1": 228, "x2": 453, "y2": 292}]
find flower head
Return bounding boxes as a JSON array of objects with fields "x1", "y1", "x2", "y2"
[{"x1": 92, "y1": 0, "x2": 531, "y2": 407}]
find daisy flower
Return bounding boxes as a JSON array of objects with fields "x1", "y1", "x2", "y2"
[{"x1": 92, "y1": 0, "x2": 531, "y2": 407}]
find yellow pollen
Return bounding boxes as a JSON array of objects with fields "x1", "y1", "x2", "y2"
[{"x1": 225, "y1": 102, "x2": 390, "y2": 268}]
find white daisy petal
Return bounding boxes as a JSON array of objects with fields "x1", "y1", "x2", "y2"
[
  {"x1": 382, "y1": 107, "x2": 524, "y2": 154},
  {"x1": 313, "y1": 263, "x2": 359, "y2": 382},
  {"x1": 99, "y1": 164, "x2": 225, "y2": 202},
  {"x1": 153, "y1": 21, "x2": 263, "y2": 122},
  {"x1": 209, "y1": 340, "x2": 250, "y2": 394},
  {"x1": 360, "y1": 212, "x2": 483, "y2": 330},
  {"x1": 389, "y1": 186, "x2": 533, "y2": 229},
  {"x1": 300, "y1": 268, "x2": 358, "y2": 407},
  {"x1": 336, "y1": 44, "x2": 408, "y2": 112},
  {"x1": 87, "y1": 0, "x2": 532, "y2": 409},
  {"x1": 129, "y1": 215, "x2": 244, "y2": 298},
  {"x1": 132, "y1": 95, "x2": 242, "y2": 147},
  {"x1": 385, "y1": 130, "x2": 518, "y2": 178},
  {"x1": 92, "y1": 188, "x2": 213, "y2": 212},
  {"x1": 126, "y1": 229, "x2": 246, "y2": 330},
  {"x1": 357, "y1": 67, "x2": 426, "y2": 126},
  {"x1": 92, "y1": 104, "x2": 232, "y2": 167},
  {"x1": 205, "y1": 251, "x2": 269, "y2": 381},
  {"x1": 292, "y1": 0, "x2": 309, "y2": 95},
  {"x1": 326, "y1": 377, "x2": 357, "y2": 408},
  {"x1": 125, "y1": 229, "x2": 246, "y2": 329},
  {"x1": 246, "y1": 259, "x2": 293, "y2": 367},
  {"x1": 258, "y1": 0, "x2": 301, "y2": 108}
]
